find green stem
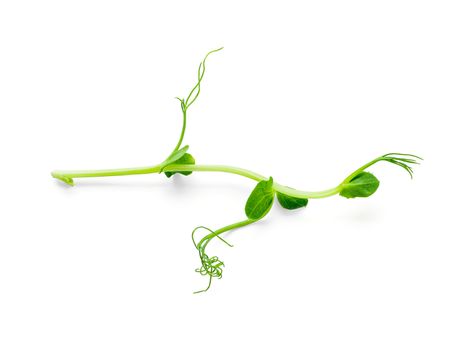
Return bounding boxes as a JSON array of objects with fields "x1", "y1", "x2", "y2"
[
  {"x1": 341, "y1": 157, "x2": 382, "y2": 184},
  {"x1": 197, "y1": 219, "x2": 256, "y2": 250},
  {"x1": 51, "y1": 163, "x2": 342, "y2": 199},
  {"x1": 172, "y1": 108, "x2": 187, "y2": 154}
]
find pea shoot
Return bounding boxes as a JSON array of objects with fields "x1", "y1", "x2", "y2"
[{"x1": 52, "y1": 48, "x2": 422, "y2": 292}]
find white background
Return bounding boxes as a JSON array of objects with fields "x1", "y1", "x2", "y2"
[{"x1": 1, "y1": 1, "x2": 466, "y2": 349}]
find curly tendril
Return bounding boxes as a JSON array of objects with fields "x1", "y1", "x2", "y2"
[
  {"x1": 191, "y1": 219, "x2": 257, "y2": 293},
  {"x1": 196, "y1": 254, "x2": 225, "y2": 278},
  {"x1": 191, "y1": 225, "x2": 231, "y2": 293}
]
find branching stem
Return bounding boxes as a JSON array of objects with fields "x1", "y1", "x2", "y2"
[{"x1": 51, "y1": 47, "x2": 421, "y2": 293}]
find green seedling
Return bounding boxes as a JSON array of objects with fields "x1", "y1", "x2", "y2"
[{"x1": 52, "y1": 48, "x2": 422, "y2": 292}]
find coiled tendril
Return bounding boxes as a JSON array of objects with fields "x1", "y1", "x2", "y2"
[
  {"x1": 196, "y1": 254, "x2": 224, "y2": 278},
  {"x1": 192, "y1": 226, "x2": 232, "y2": 293}
]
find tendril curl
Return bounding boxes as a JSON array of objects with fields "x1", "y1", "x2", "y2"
[{"x1": 192, "y1": 225, "x2": 232, "y2": 293}]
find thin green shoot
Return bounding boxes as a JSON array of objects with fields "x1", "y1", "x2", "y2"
[{"x1": 51, "y1": 48, "x2": 422, "y2": 292}]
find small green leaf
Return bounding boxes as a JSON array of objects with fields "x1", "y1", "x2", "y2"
[
  {"x1": 159, "y1": 145, "x2": 189, "y2": 173},
  {"x1": 245, "y1": 177, "x2": 275, "y2": 220},
  {"x1": 340, "y1": 172, "x2": 380, "y2": 198},
  {"x1": 165, "y1": 153, "x2": 195, "y2": 178},
  {"x1": 277, "y1": 192, "x2": 308, "y2": 210}
]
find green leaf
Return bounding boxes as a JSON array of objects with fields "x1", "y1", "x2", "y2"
[
  {"x1": 159, "y1": 145, "x2": 189, "y2": 173},
  {"x1": 340, "y1": 172, "x2": 380, "y2": 198},
  {"x1": 277, "y1": 192, "x2": 308, "y2": 210},
  {"x1": 164, "y1": 153, "x2": 195, "y2": 178},
  {"x1": 245, "y1": 177, "x2": 275, "y2": 220}
]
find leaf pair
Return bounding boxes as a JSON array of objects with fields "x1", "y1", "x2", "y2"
[
  {"x1": 245, "y1": 178, "x2": 308, "y2": 220},
  {"x1": 159, "y1": 145, "x2": 196, "y2": 178},
  {"x1": 164, "y1": 153, "x2": 195, "y2": 178}
]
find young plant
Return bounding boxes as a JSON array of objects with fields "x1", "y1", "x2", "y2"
[{"x1": 52, "y1": 48, "x2": 422, "y2": 292}]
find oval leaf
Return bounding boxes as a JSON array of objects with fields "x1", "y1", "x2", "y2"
[
  {"x1": 165, "y1": 153, "x2": 195, "y2": 178},
  {"x1": 340, "y1": 172, "x2": 380, "y2": 198},
  {"x1": 277, "y1": 192, "x2": 308, "y2": 210},
  {"x1": 245, "y1": 177, "x2": 275, "y2": 220}
]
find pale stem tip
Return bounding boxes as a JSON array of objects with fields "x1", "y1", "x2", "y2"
[{"x1": 51, "y1": 171, "x2": 75, "y2": 186}]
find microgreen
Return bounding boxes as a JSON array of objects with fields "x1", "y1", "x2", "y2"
[{"x1": 52, "y1": 48, "x2": 422, "y2": 292}]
